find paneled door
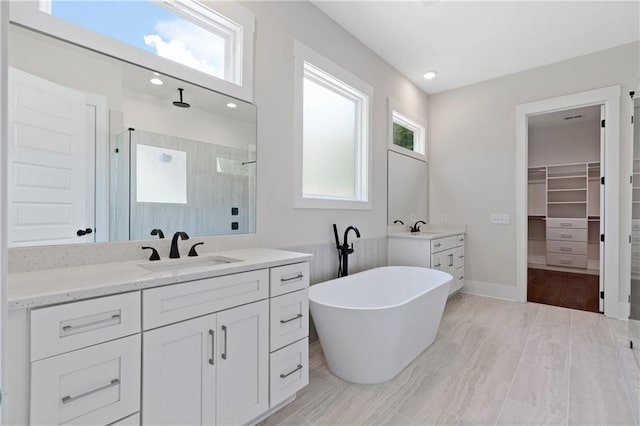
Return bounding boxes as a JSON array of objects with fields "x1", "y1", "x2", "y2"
[
  {"x1": 216, "y1": 300, "x2": 269, "y2": 425},
  {"x1": 7, "y1": 67, "x2": 94, "y2": 246},
  {"x1": 142, "y1": 314, "x2": 216, "y2": 426}
]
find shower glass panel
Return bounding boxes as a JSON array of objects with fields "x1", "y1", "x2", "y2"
[
  {"x1": 631, "y1": 96, "x2": 640, "y2": 361},
  {"x1": 111, "y1": 128, "x2": 256, "y2": 240}
]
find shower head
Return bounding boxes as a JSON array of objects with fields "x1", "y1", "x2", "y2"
[{"x1": 172, "y1": 88, "x2": 191, "y2": 108}]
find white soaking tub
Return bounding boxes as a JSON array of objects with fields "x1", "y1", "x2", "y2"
[{"x1": 309, "y1": 266, "x2": 451, "y2": 384}]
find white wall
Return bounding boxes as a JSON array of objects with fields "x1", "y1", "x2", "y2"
[
  {"x1": 529, "y1": 120, "x2": 600, "y2": 166},
  {"x1": 238, "y1": 1, "x2": 430, "y2": 248},
  {"x1": 428, "y1": 42, "x2": 639, "y2": 302}
]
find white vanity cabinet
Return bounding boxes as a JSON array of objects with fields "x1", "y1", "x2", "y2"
[
  {"x1": 388, "y1": 232, "x2": 465, "y2": 296},
  {"x1": 142, "y1": 300, "x2": 269, "y2": 426},
  {"x1": 10, "y1": 252, "x2": 312, "y2": 426}
]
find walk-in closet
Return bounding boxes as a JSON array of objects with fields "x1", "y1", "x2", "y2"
[{"x1": 527, "y1": 105, "x2": 602, "y2": 312}]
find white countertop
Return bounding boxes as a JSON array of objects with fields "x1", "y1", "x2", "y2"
[
  {"x1": 8, "y1": 248, "x2": 312, "y2": 310},
  {"x1": 387, "y1": 228, "x2": 465, "y2": 240}
]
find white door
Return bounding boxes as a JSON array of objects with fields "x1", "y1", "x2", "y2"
[
  {"x1": 142, "y1": 314, "x2": 216, "y2": 426},
  {"x1": 216, "y1": 300, "x2": 269, "y2": 425},
  {"x1": 599, "y1": 104, "x2": 605, "y2": 313},
  {"x1": 7, "y1": 67, "x2": 93, "y2": 246}
]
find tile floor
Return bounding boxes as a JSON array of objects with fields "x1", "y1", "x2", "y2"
[{"x1": 262, "y1": 293, "x2": 640, "y2": 426}]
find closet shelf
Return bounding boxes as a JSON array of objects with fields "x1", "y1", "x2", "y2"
[
  {"x1": 547, "y1": 201, "x2": 587, "y2": 205},
  {"x1": 547, "y1": 188, "x2": 586, "y2": 192},
  {"x1": 547, "y1": 175, "x2": 587, "y2": 180}
]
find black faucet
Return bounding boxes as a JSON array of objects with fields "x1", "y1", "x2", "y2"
[
  {"x1": 410, "y1": 220, "x2": 426, "y2": 233},
  {"x1": 151, "y1": 228, "x2": 165, "y2": 239},
  {"x1": 393, "y1": 220, "x2": 405, "y2": 225},
  {"x1": 333, "y1": 224, "x2": 361, "y2": 277},
  {"x1": 169, "y1": 231, "x2": 190, "y2": 258}
]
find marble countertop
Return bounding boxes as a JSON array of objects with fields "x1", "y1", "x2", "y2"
[{"x1": 8, "y1": 248, "x2": 312, "y2": 310}]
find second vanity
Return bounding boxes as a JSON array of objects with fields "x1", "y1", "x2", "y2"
[
  {"x1": 7, "y1": 248, "x2": 312, "y2": 426},
  {"x1": 388, "y1": 227, "x2": 466, "y2": 295}
]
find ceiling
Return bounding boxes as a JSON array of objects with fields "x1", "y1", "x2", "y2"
[
  {"x1": 528, "y1": 105, "x2": 600, "y2": 129},
  {"x1": 313, "y1": 1, "x2": 640, "y2": 94}
]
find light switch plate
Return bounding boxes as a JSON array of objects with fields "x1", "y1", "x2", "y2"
[
  {"x1": 490, "y1": 213, "x2": 510, "y2": 224},
  {"x1": 441, "y1": 213, "x2": 448, "y2": 223}
]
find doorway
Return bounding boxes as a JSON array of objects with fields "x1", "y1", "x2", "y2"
[
  {"x1": 516, "y1": 85, "x2": 623, "y2": 318},
  {"x1": 526, "y1": 105, "x2": 603, "y2": 312}
]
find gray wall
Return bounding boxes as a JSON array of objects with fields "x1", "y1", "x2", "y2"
[{"x1": 428, "y1": 41, "x2": 639, "y2": 301}]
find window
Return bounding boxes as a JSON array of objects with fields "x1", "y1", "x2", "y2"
[
  {"x1": 294, "y1": 41, "x2": 373, "y2": 209},
  {"x1": 388, "y1": 100, "x2": 427, "y2": 161},
  {"x1": 11, "y1": 0, "x2": 255, "y2": 101},
  {"x1": 136, "y1": 145, "x2": 187, "y2": 204}
]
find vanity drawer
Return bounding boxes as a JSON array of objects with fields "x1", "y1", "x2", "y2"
[
  {"x1": 270, "y1": 289, "x2": 309, "y2": 352},
  {"x1": 546, "y1": 227, "x2": 588, "y2": 242},
  {"x1": 30, "y1": 292, "x2": 141, "y2": 361},
  {"x1": 143, "y1": 269, "x2": 269, "y2": 330},
  {"x1": 109, "y1": 413, "x2": 140, "y2": 426},
  {"x1": 450, "y1": 268, "x2": 464, "y2": 295},
  {"x1": 546, "y1": 253, "x2": 588, "y2": 268},
  {"x1": 455, "y1": 234, "x2": 466, "y2": 246},
  {"x1": 546, "y1": 218, "x2": 587, "y2": 229},
  {"x1": 270, "y1": 338, "x2": 309, "y2": 407},
  {"x1": 270, "y1": 262, "x2": 310, "y2": 297},
  {"x1": 431, "y1": 236, "x2": 458, "y2": 253},
  {"x1": 431, "y1": 249, "x2": 456, "y2": 271},
  {"x1": 30, "y1": 334, "x2": 140, "y2": 426},
  {"x1": 547, "y1": 240, "x2": 588, "y2": 255}
]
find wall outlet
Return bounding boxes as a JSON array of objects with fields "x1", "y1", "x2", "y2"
[
  {"x1": 490, "y1": 213, "x2": 510, "y2": 224},
  {"x1": 441, "y1": 213, "x2": 448, "y2": 223}
]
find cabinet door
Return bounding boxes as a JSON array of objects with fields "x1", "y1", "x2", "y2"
[
  {"x1": 142, "y1": 315, "x2": 216, "y2": 426},
  {"x1": 216, "y1": 300, "x2": 269, "y2": 425}
]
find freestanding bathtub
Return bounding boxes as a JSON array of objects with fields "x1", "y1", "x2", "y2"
[{"x1": 309, "y1": 266, "x2": 451, "y2": 384}]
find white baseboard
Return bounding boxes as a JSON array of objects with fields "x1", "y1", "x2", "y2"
[{"x1": 461, "y1": 280, "x2": 519, "y2": 302}]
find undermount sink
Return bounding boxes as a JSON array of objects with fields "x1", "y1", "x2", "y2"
[
  {"x1": 138, "y1": 255, "x2": 241, "y2": 272},
  {"x1": 411, "y1": 230, "x2": 444, "y2": 236}
]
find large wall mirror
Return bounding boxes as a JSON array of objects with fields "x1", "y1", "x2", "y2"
[
  {"x1": 387, "y1": 150, "x2": 428, "y2": 225},
  {"x1": 7, "y1": 23, "x2": 257, "y2": 247}
]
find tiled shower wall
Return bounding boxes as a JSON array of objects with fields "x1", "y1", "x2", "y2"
[{"x1": 287, "y1": 236, "x2": 388, "y2": 340}]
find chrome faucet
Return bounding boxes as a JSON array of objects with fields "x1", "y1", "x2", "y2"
[
  {"x1": 410, "y1": 220, "x2": 426, "y2": 233},
  {"x1": 169, "y1": 231, "x2": 190, "y2": 258}
]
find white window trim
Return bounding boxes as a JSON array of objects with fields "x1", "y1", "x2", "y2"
[
  {"x1": 9, "y1": 0, "x2": 255, "y2": 102},
  {"x1": 293, "y1": 40, "x2": 373, "y2": 210},
  {"x1": 387, "y1": 98, "x2": 427, "y2": 162}
]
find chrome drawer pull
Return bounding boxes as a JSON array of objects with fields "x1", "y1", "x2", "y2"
[
  {"x1": 459, "y1": 238, "x2": 464, "y2": 242},
  {"x1": 62, "y1": 314, "x2": 121, "y2": 332},
  {"x1": 449, "y1": 254, "x2": 454, "y2": 267},
  {"x1": 221, "y1": 325, "x2": 228, "y2": 360},
  {"x1": 459, "y1": 276, "x2": 464, "y2": 280},
  {"x1": 280, "y1": 364, "x2": 303, "y2": 379},
  {"x1": 280, "y1": 313, "x2": 303, "y2": 324},
  {"x1": 560, "y1": 247, "x2": 572, "y2": 252},
  {"x1": 281, "y1": 274, "x2": 303, "y2": 282},
  {"x1": 560, "y1": 234, "x2": 572, "y2": 238},
  {"x1": 560, "y1": 260, "x2": 572, "y2": 265},
  {"x1": 560, "y1": 223, "x2": 572, "y2": 227},
  {"x1": 61, "y1": 378, "x2": 120, "y2": 404},
  {"x1": 459, "y1": 255, "x2": 464, "y2": 259},
  {"x1": 209, "y1": 330, "x2": 215, "y2": 366},
  {"x1": 434, "y1": 263, "x2": 442, "y2": 267},
  {"x1": 434, "y1": 243, "x2": 442, "y2": 247}
]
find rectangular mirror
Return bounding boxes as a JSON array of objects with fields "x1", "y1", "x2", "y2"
[
  {"x1": 7, "y1": 23, "x2": 257, "y2": 247},
  {"x1": 387, "y1": 150, "x2": 428, "y2": 225}
]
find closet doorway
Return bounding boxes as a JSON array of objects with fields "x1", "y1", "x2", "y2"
[{"x1": 526, "y1": 105, "x2": 603, "y2": 312}]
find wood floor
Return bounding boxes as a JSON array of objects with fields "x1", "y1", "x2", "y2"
[
  {"x1": 527, "y1": 267, "x2": 600, "y2": 312},
  {"x1": 261, "y1": 293, "x2": 639, "y2": 426}
]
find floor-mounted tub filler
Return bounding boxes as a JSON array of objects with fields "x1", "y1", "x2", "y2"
[{"x1": 309, "y1": 266, "x2": 451, "y2": 384}]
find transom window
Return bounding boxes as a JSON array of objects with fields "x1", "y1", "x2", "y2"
[
  {"x1": 388, "y1": 101, "x2": 427, "y2": 161},
  {"x1": 294, "y1": 41, "x2": 372, "y2": 209}
]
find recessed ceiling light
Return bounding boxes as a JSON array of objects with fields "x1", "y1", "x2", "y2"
[
  {"x1": 226, "y1": 103, "x2": 237, "y2": 108},
  {"x1": 423, "y1": 71, "x2": 438, "y2": 80},
  {"x1": 150, "y1": 77, "x2": 163, "y2": 85}
]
